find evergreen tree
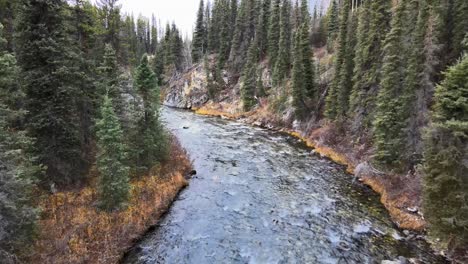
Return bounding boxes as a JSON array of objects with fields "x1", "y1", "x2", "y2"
[
  {"x1": 133, "y1": 55, "x2": 169, "y2": 173},
  {"x1": 348, "y1": 0, "x2": 391, "y2": 131},
  {"x1": 373, "y1": 0, "x2": 408, "y2": 168},
  {"x1": 327, "y1": 0, "x2": 339, "y2": 46},
  {"x1": 97, "y1": 0, "x2": 121, "y2": 55},
  {"x1": 257, "y1": 0, "x2": 271, "y2": 57},
  {"x1": 299, "y1": 0, "x2": 316, "y2": 102},
  {"x1": 291, "y1": 29, "x2": 306, "y2": 119},
  {"x1": 241, "y1": 41, "x2": 258, "y2": 111},
  {"x1": 217, "y1": 0, "x2": 232, "y2": 71},
  {"x1": 95, "y1": 95, "x2": 130, "y2": 211},
  {"x1": 0, "y1": 23, "x2": 39, "y2": 263},
  {"x1": 423, "y1": 53, "x2": 468, "y2": 247},
  {"x1": 229, "y1": 0, "x2": 257, "y2": 73},
  {"x1": 16, "y1": 0, "x2": 90, "y2": 185},
  {"x1": 404, "y1": 0, "x2": 432, "y2": 162},
  {"x1": 192, "y1": 0, "x2": 206, "y2": 63},
  {"x1": 268, "y1": 0, "x2": 281, "y2": 66},
  {"x1": 325, "y1": 0, "x2": 350, "y2": 120},
  {"x1": 273, "y1": 0, "x2": 292, "y2": 86}
]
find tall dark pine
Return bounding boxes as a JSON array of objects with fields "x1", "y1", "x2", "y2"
[
  {"x1": 273, "y1": 0, "x2": 292, "y2": 85},
  {"x1": 257, "y1": 0, "x2": 271, "y2": 57},
  {"x1": 325, "y1": 0, "x2": 350, "y2": 120},
  {"x1": 373, "y1": 0, "x2": 408, "y2": 168},
  {"x1": 423, "y1": 53, "x2": 468, "y2": 247},
  {"x1": 192, "y1": 0, "x2": 206, "y2": 63},
  {"x1": 96, "y1": 95, "x2": 130, "y2": 211},
  {"x1": 348, "y1": 0, "x2": 391, "y2": 131},
  {"x1": 97, "y1": 0, "x2": 121, "y2": 55},
  {"x1": 0, "y1": 22, "x2": 39, "y2": 263},
  {"x1": 133, "y1": 55, "x2": 168, "y2": 173},
  {"x1": 268, "y1": 0, "x2": 281, "y2": 66},
  {"x1": 241, "y1": 41, "x2": 259, "y2": 111},
  {"x1": 16, "y1": 0, "x2": 89, "y2": 186}
]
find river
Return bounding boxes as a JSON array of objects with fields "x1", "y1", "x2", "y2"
[{"x1": 123, "y1": 107, "x2": 446, "y2": 264}]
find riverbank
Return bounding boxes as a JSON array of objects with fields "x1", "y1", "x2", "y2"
[
  {"x1": 193, "y1": 102, "x2": 426, "y2": 232},
  {"x1": 29, "y1": 136, "x2": 192, "y2": 264}
]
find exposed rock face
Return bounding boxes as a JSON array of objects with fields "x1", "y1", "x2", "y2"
[{"x1": 164, "y1": 64, "x2": 209, "y2": 109}]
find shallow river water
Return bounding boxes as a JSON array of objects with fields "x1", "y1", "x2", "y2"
[{"x1": 123, "y1": 107, "x2": 446, "y2": 264}]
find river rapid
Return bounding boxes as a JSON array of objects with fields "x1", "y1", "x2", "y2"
[{"x1": 123, "y1": 107, "x2": 446, "y2": 264}]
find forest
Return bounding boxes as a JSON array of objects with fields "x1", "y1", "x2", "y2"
[
  {"x1": 188, "y1": 0, "x2": 467, "y2": 261},
  {"x1": 0, "y1": 0, "x2": 467, "y2": 263}
]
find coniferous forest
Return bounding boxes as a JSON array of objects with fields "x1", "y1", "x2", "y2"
[
  {"x1": 188, "y1": 0, "x2": 467, "y2": 260},
  {"x1": 0, "y1": 0, "x2": 467, "y2": 263}
]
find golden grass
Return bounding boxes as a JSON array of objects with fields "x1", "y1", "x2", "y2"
[{"x1": 30, "y1": 138, "x2": 192, "y2": 264}]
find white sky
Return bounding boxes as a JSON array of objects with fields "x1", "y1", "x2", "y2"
[
  {"x1": 103, "y1": 0, "x2": 328, "y2": 37},
  {"x1": 118, "y1": 0, "x2": 199, "y2": 36}
]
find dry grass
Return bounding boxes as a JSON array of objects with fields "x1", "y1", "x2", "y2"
[{"x1": 30, "y1": 137, "x2": 192, "y2": 264}]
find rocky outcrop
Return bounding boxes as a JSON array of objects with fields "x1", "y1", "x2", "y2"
[{"x1": 164, "y1": 64, "x2": 209, "y2": 109}]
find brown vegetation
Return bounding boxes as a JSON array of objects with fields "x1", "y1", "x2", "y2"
[{"x1": 30, "y1": 136, "x2": 192, "y2": 264}]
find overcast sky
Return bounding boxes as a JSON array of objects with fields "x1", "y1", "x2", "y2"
[
  {"x1": 118, "y1": 0, "x2": 199, "y2": 36},
  {"x1": 113, "y1": 0, "x2": 328, "y2": 37}
]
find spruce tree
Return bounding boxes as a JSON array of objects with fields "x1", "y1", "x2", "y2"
[
  {"x1": 257, "y1": 0, "x2": 271, "y2": 57},
  {"x1": 423, "y1": 53, "x2": 468, "y2": 246},
  {"x1": 217, "y1": 0, "x2": 232, "y2": 71},
  {"x1": 268, "y1": 0, "x2": 281, "y2": 66},
  {"x1": 97, "y1": 0, "x2": 121, "y2": 55},
  {"x1": 241, "y1": 41, "x2": 258, "y2": 111},
  {"x1": 133, "y1": 55, "x2": 169, "y2": 173},
  {"x1": 373, "y1": 0, "x2": 408, "y2": 168},
  {"x1": 299, "y1": 0, "x2": 316, "y2": 103},
  {"x1": 348, "y1": 0, "x2": 391, "y2": 131},
  {"x1": 404, "y1": 0, "x2": 431, "y2": 162},
  {"x1": 16, "y1": 0, "x2": 90, "y2": 185},
  {"x1": 327, "y1": 0, "x2": 339, "y2": 46},
  {"x1": 291, "y1": 29, "x2": 306, "y2": 119},
  {"x1": 0, "y1": 23, "x2": 39, "y2": 263},
  {"x1": 273, "y1": 0, "x2": 292, "y2": 86},
  {"x1": 95, "y1": 95, "x2": 130, "y2": 211},
  {"x1": 192, "y1": 0, "x2": 205, "y2": 63},
  {"x1": 325, "y1": 0, "x2": 350, "y2": 120},
  {"x1": 229, "y1": 0, "x2": 257, "y2": 73}
]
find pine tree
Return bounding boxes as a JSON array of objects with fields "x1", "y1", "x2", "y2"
[
  {"x1": 257, "y1": 0, "x2": 271, "y2": 57},
  {"x1": 192, "y1": 0, "x2": 205, "y2": 63},
  {"x1": 404, "y1": 0, "x2": 432, "y2": 162},
  {"x1": 336, "y1": 9, "x2": 357, "y2": 118},
  {"x1": 217, "y1": 0, "x2": 232, "y2": 71},
  {"x1": 241, "y1": 41, "x2": 258, "y2": 111},
  {"x1": 16, "y1": 0, "x2": 90, "y2": 185},
  {"x1": 229, "y1": 0, "x2": 257, "y2": 73},
  {"x1": 348, "y1": 0, "x2": 391, "y2": 131},
  {"x1": 327, "y1": 0, "x2": 339, "y2": 46},
  {"x1": 133, "y1": 55, "x2": 169, "y2": 173},
  {"x1": 268, "y1": 0, "x2": 281, "y2": 66},
  {"x1": 0, "y1": 22, "x2": 39, "y2": 263},
  {"x1": 97, "y1": 0, "x2": 121, "y2": 55},
  {"x1": 291, "y1": 29, "x2": 306, "y2": 119},
  {"x1": 299, "y1": 0, "x2": 316, "y2": 103},
  {"x1": 273, "y1": 0, "x2": 292, "y2": 85},
  {"x1": 325, "y1": 0, "x2": 350, "y2": 120},
  {"x1": 373, "y1": 0, "x2": 408, "y2": 168},
  {"x1": 95, "y1": 95, "x2": 130, "y2": 211},
  {"x1": 423, "y1": 53, "x2": 468, "y2": 247}
]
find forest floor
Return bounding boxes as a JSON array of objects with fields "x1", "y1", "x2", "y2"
[
  {"x1": 193, "y1": 101, "x2": 426, "y2": 232},
  {"x1": 29, "y1": 135, "x2": 193, "y2": 264}
]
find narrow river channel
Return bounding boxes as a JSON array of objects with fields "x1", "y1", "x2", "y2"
[{"x1": 123, "y1": 107, "x2": 446, "y2": 264}]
